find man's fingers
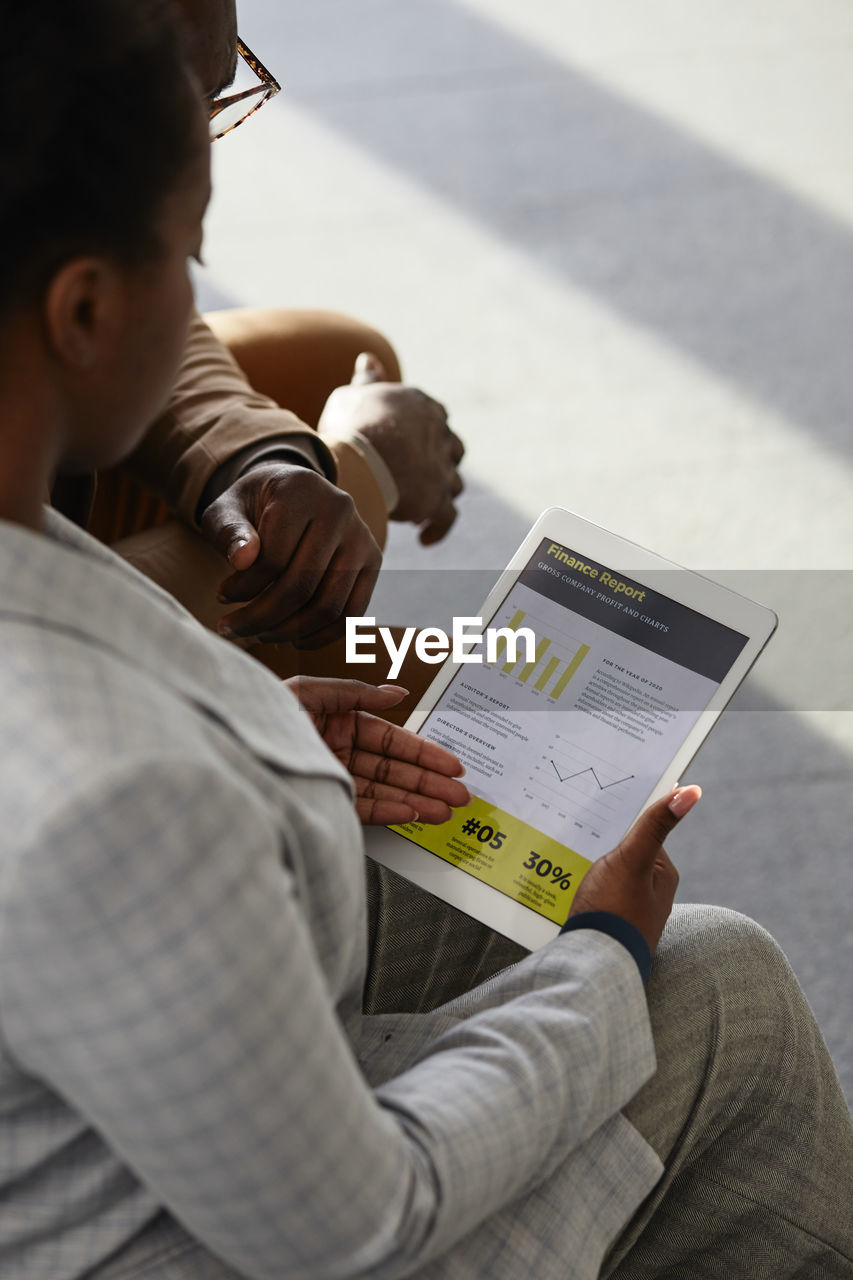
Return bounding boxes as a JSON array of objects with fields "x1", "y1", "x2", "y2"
[
  {"x1": 200, "y1": 491, "x2": 262, "y2": 571},
  {"x1": 448, "y1": 426, "x2": 465, "y2": 465},
  {"x1": 350, "y1": 351, "x2": 387, "y2": 386},
  {"x1": 617, "y1": 786, "x2": 701, "y2": 875},
  {"x1": 219, "y1": 565, "x2": 329, "y2": 639},
  {"x1": 220, "y1": 529, "x2": 380, "y2": 641},
  {"x1": 419, "y1": 496, "x2": 458, "y2": 546},
  {"x1": 216, "y1": 514, "x2": 306, "y2": 604},
  {"x1": 218, "y1": 558, "x2": 284, "y2": 605},
  {"x1": 275, "y1": 558, "x2": 381, "y2": 650},
  {"x1": 414, "y1": 424, "x2": 462, "y2": 544}
]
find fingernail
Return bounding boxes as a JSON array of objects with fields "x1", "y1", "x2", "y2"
[
  {"x1": 231, "y1": 538, "x2": 250, "y2": 551},
  {"x1": 217, "y1": 622, "x2": 235, "y2": 640},
  {"x1": 668, "y1": 785, "x2": 702, "y2": 818}
]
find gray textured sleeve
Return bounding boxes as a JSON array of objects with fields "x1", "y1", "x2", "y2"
[{"x1": 1, "y1": 759, "x2": 655, "y2": 1280}]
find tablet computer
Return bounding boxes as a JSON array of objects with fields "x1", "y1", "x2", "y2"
[{"x1": 366, "y1": 507, "x2": 777, "y2": 950}]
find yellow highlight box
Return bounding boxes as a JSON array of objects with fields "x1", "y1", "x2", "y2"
[{"x1": 391, "y1": 795, "x2": 593, "y2": 927}]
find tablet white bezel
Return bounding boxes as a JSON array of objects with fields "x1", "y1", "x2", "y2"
[{"x1": 366, "y1": 507, "x2": 777, "y2": 950}]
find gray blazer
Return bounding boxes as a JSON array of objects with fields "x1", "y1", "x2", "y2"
[{"x1": 0, "y1": 510, "x2": 661, "y2": 1280}]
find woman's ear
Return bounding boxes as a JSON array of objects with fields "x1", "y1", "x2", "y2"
[{"x1": 43, "y1": 257, "x2": 125, "y2": 371}]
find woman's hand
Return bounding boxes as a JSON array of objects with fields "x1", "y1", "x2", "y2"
[
  {"x1": 285, "y1": 676, "x2": 470, "y2": 826},
  {"x1": 568, "y1": 785, "x2": 701, "y2": 955}
]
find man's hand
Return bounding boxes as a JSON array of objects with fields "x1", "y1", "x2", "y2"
[
  {"x1": 200, "y1": 462, "x2": 382, "y2": 648},
  {"x1": 568, "y1": 786, "x2": 701, "y2": 955},
  {"x1": 318, "y1": 353, "x2": 465, "y2": 545},
  {"x1": 286, "y1": 676, "x2": 471, "y2": 825}
]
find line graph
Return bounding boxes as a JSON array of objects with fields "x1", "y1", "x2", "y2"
[
  {"x1": 549, "y1": 760, "x2": 635, "y2": 791},
  {"x1": 521, "y1": 733, "x2": 642, "y2": 844}
]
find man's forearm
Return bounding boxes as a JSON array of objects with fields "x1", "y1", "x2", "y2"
[
  {"x1": 124, "y1": 310, "x2": 337, "y2": 524},
  {"x1": 125, "y1": 309, "x2": 393, "y2": 546}
]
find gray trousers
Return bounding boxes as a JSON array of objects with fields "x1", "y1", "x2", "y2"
[{"x1": 365, "y1": 863, "x2": 853, "y2": 1277}]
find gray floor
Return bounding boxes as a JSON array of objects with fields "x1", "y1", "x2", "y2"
[{"x1": 196, "y1": 1, "x2": 853, "y2": 1106}]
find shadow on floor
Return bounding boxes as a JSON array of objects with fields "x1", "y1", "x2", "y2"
[{"x1": 257, "y1": 0, "x2": 853, "y2": 464}]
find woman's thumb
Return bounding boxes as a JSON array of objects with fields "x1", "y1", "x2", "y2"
[{"x1": 618, "y1": 785, "x2": 701, "y2": 873}]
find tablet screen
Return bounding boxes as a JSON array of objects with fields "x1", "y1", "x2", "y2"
[{"x1": 390, "y1": 537, "x2": 748, "y2": 926}]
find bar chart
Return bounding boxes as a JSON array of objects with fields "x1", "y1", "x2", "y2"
[{"x1": 486, "y1": 606, "x2": 590, "y2": 701}]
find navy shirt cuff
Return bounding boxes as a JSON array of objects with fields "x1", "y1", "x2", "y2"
[{"x1": 560, "y1": 911, "x2": 652, "y2": 983}]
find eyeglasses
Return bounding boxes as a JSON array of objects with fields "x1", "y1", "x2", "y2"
[{"x1": 208, "y1": 38, "x2": 281, "y2": 141}]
